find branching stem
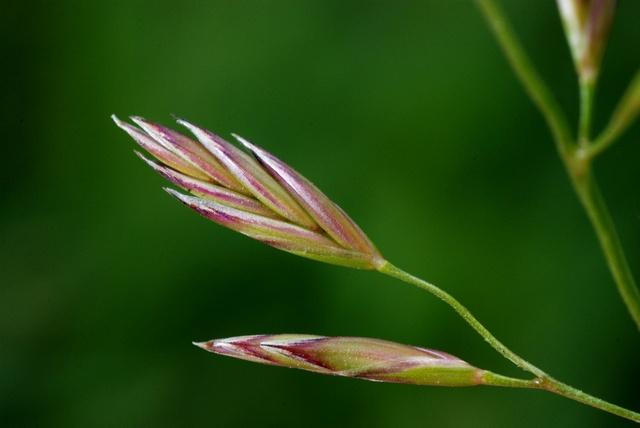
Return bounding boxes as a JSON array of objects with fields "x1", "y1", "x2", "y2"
[
  {"x1": 475, "y1": 0, "x2": 640, "y2": 330},
  {"x1": 588, "y1": 70, "x2": 640, "y2": 159}
]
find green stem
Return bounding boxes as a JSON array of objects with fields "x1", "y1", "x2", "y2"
[
  {"x1": 569, "y1": 168, "x2": 640, "y2": 328},
  {"x1": 379, "y1": 262, "x2": 640, "y2": 423},
  {"x1": 588, "y1": 69, "x2": 640, "y2": 159},
  {"x1": 378, "y1": 261, "x2": 545, "y2": 377},
  {"x1": 481, "y1": 371, "x2": 538, "y2": 389},
  {"x1": 484, "y1": 372, "x2": 640, "y2": 422},
  {"x1": 539, "y1": 378, "x2": 640, "y2": 423},
  {"x1": 579, "y1": 80, "x2": 595, "y2": 146},
  {"x1": 477, "y1": 0, "x2": 640, "y2": 330},
  {"x1": 475, "y1": 0, "x2": 574, "y2": 157}
]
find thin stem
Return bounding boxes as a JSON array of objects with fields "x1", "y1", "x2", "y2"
[
  {"x1": 379, "y1": 262, "x2": 546, "y2": 377},
  {"x1": 588, "y1": 69, "x2": 640, "y2": 159},
  {"x1": 486, "y1": 372, "x2": 640, "y2": 422},
  {"x1": 539, "y1": 377, "x2": 640, "y2": 423},
  {"x1": 569, "y1": 169, "x2": 640, "y2": 328},
  {"x1": 481, "y1": 371, "x2": 539, "y2": 389},
  {"x1": 578, "y1": 79, "x2": 595, "y2": 146},
  {"x1": 572, "y1": 59, "x2": 640, "y2": 328},
  {"x1": 475, "y1": 0, "x2": 574, "y2": 157},
  {"x1": 379, "y1": 262, "x2": 640, "y2": 423}
]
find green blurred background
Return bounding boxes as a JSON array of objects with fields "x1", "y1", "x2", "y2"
[{"x1": 3, "y1": 1, "x2": 640, "y2": 426}]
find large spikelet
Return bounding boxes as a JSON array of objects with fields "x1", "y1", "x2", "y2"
[{"x1": 112, "y1": 115, "x2": 384, "y2": 269}]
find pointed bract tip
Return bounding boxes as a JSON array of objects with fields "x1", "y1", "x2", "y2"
[
  {"x1": 174, "y1": 117, "x2": 190, "y2": 127},
  {"x1": 129, "y1": 115, "x2": 146, "y2": 123},
  {"x1": 175, "y1": 118, "x2": 210, "y2": 138},
  {"x1": 134, "y1": 150, "x2": 160, "y2": 168},
  {"x1": 129, "y1": 116, "x2": 153, "y2": 130},
  {"x1": 231, "y1": 133, "x2": 257, "y2": 151},
  {"x1": 175, "y1": 118, "x2": 199, "y2": 136},
  {"x1": 112, "y1": 115, "x2": 147, "y2": 138},
  {"x1": 163, "y1": 187, "x2": 194, "y2": 205},
  {"x1": 192, "y1": 341, "x2": 212, "y2": 351},
  {"x1": 133, "y1": 150, "x2": 148, "y2": 161},
  {"x1": 111, "y1": 114, "x2": 128, "y2": 128},
  {"x1": 163, "y1": 187, "x2": 202, "y2": 208},
  {"x1": 163, "y1": 187, "x2": 183, "y2": 198}
]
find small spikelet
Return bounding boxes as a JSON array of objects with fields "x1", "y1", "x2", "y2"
[
  {"x1": 556, "y1": 0, "x2": 616, "y2": 82},
  {"x1": 194, "y1": 335, "x2": 486, "y2": 387},
  {"x1": 112, "y1": 115, "x2": 385, "y2": 269}
]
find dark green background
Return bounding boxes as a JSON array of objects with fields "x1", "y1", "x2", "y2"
[{"x1": 3, "y1": 1, "x2": 640, "y2": 427}]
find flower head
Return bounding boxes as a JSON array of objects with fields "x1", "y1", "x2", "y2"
[
  {"x1": 112, "y1": 115, "x2": 384, "y2": 269},
  {"x1": 194, "y1": 334, "x2": 486, "y2": 387},
  {"x1": 556, "y1": 0, "x2": 616, "y2": 83}
]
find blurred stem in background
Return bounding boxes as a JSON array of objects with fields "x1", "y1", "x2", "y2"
[
  {"x1": 475, "y1": 0, "x2": 640, "y2": 330},
  {"x1": 588, "y1": 70, "x2": 640, "y2": 158}
]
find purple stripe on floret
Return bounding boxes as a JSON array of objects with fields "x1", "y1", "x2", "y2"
[
  {"x1": 131, "y1": 116, "x2": 245, "y2": 191},
  {"x1": 164, "y1": 189, "x2": 337, "y2": 248},
  {"x1": 177, "y1": 119, "x2": 316, "y2": 228},
  {"x1": 233, "y1": 134, "x2": 379, "y2": 257}
]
